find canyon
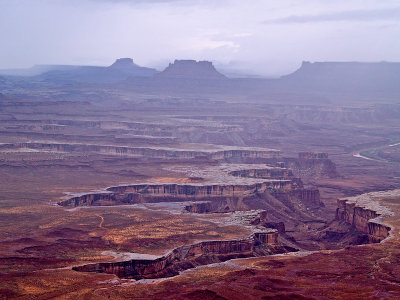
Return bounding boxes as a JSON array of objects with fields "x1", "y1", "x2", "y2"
[
  {"x1": 72, "y1": 229, "x2": 290, "y2": 280},
  {"x1": 57, "y1": 162, "x2": 324, "y2": 228},
  {"x1": 57, "y1": 154, "x2": 390, "y2": 281},
  {"x1": 0, "y1": 58, "x2": 400, "y2": 299}
]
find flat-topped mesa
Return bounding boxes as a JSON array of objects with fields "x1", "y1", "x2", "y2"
[
  {"x1": 336, "y1": 190, "x2": 396, "y2": 243},
  {"x1": 284, "y1": 152, "x2": 338, "y2": 179},
  {"x1": 224, "y1": 166, "x2": 321, "y2": 208},
  {"x1": 281, "y1": 61, "x2": 400, "y2": 95},
  {"x1": 59, "y1": 178, "x2": 322, "y2": 217},
  {"x1": 72, "y1": 230, "x2": 290, "y2": 280},
  {"x1": 156, "y1": 60, "x2": 227, "y2": 79},
  {"x1": 59, "y1": 181, "x2": 294, "y2": 207},
  {"x1": 109, "y1": 58, "x2": 139, "y2": 69},
  {"x1": 58, "y1": 158, "x2": 323, "y2": 212}
]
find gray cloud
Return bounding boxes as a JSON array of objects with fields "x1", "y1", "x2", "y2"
[
  {"x1": 93, "y1": 0, "x2": 185, "y2": 3},
  {"x1": 91, "y1": 0, "x2": 217, "y2": 5},
  {"x1": 265, "y1": 7, "x2": 400, "y2": 24}
]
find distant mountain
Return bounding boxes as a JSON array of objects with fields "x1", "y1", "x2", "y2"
[
  {"x1": 120, "y1": 60, "x2": 400, "y2": 103},
  {"x1": 0, "y1": 65, "x2": 81, "y2": 76},
  {"x1": 2, "y1": 59, "x2": 400, "y2": 104},
  {"x1": 118, "y1": 60, "x2": 230, "y2": 94},
  {"x1": 155, "y1": 60, "x2": 226, "y2": 79},
  {"x1": 281, "y1": 61, "x2": 400, "y2": 96},
  {"x1": 38, "y1": 58, "x2": 157, "y2": 83}
]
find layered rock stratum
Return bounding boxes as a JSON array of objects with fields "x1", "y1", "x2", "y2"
[
  {"x1": 336, "y1": 190, "x2": 395, "y2": 243},
  {"x1": 72, "y1": 229, "x2": 293, "y2": 279}
]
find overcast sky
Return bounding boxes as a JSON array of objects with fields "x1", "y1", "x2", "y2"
[{"x1": 0, "y1": 0, "x2": 399, "y2": 76}]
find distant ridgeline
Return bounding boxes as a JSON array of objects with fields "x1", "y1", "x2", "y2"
[
  {"x1": 280, "y1": 61, "x2": 400, "y2": 95},
  {"x1": 1, "y1": 59, "x2": 400, "y2": 101},
  {"x1": 122, "y1": 60, "x2": 400, "y2": 101},
  {"x1": 0, "y1": 58, "x2": 157, "y2": 83}
]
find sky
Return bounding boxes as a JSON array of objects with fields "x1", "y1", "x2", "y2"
[{"x1": 0, "y1": 0, "x2": 399, "y2": 76}]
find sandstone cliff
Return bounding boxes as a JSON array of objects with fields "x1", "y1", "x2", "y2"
[
  {"x1": 229, "y1": 167, "x2": 294, "y2": 180},
  {"x1": 284, "y1": 153, "x2": 338, "y2": 179},
  {"x1": 335, "y1": 190, "x2": 395, "y2": 243},
  {"x1": 59, "y1": 180, "x2": 303, "y2": 208},
  {"x1": 185, "y1": 202, "x2": 213, "y2": 213},
  {"x1": 0, "y1": 142, "x2": 280, "y2": 161},
  {"x1": 72, "y1": 231, "x2": 291, "y2": 279}
]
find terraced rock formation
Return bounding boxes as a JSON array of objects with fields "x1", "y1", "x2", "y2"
[
  {"x1": 336, "y1": 190, "x2": 394, "y2": 243},
  {"x1": 58, "y1": 161, "x2": 321, "y2": 216},
  {"x1": 0, "y1": 142, "x2": 280, "y2": 161},
  {"x1": 72, "y1": 189, "x2": 396, "y2": 281},
  {"x1": 72, "y1": 230, "x2": 294, "y2": 279},
  {"x1": 284, "y1": 152, "x2": 339, "y2": 179}
]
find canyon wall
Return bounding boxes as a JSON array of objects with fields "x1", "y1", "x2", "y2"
[
  {"x1": 59, "y1": 181, "x2": 297, "y2": 207},
  {"x1": 185, "y1": 202, "x2": 213, "y2": 213},
  {"x1": 284, "y1": 153, "x2": 338, "y2": 179},
  {"x1": 73, "y1": 232, "x2": 285, "y2": 280},
  {"x1": 210, "y1": 150, "x2": 280, "y2": 160},
  {"x1": 272, "y1": 189, "x2": 321, "y2": 208},
  {"x1": 335, "y1": 193, "x2": 393, "y2": 243},
  {"x1": 108, "y1": 181, "x2": 294, "y2": 196},
  {"x1": 0, "y1": 142, "x2": 280, "y2": 160},
  {"x1": 229, "y1": 168, "x2": 294, "y2": 180}
]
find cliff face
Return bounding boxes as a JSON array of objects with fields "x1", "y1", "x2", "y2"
[
  {"x1": 59, "y1": 180, "x2": 296, "y2": 207},
  {"x1": 108, "y1": 181, "x2": 294, "y2": 196},
  {"x1": 210, "y1": 149, "x2": 280, "y2": 160},
  {"x1": 73, "y1": 231, "x2": 287, "y2": 279},
  {"x1": 185, "y1": 202, "x2": 213, "y2": 213},
  {"x1": 253, "y1": 231, "x2": 279, "y2": 244},
  {"x1": 186, "y1": 239, "x2": 254, "y2": 257},
  {"x1": 272, "y1": 189, "x2": 321, "y2": 208},
  {"x1": 58, "y1": 160, "x2": 324, "y2": 225},
  {"x1": 229, "y1": 168, "x2": 294, "y2": 179},
  {"x1": 284, "y1": 153, "x2": 338, "y2": 180},
  {"x1": 63, "y1": 192, "x2": 143, "y2": 207},
  {"x1": 0, "y1": 142, "x2": 280, "y2": 161},
  {"x1": 335, "y1": 191, "x2": 394, "y2": 243}
]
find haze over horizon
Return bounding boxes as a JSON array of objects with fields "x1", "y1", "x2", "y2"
[{"x1": 1, "y1": 0, "x2": 400, "y2": 76}]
